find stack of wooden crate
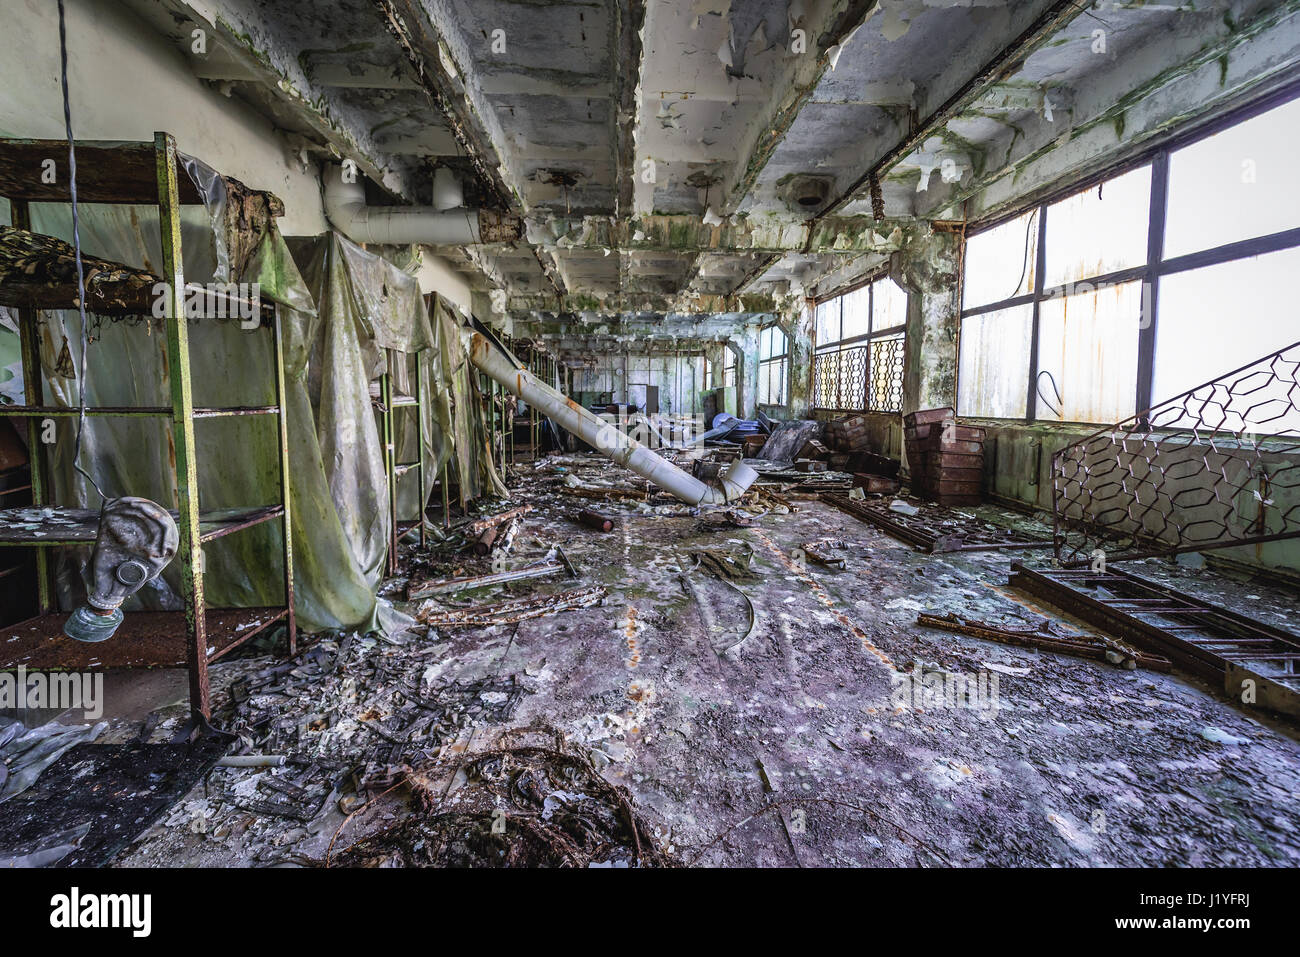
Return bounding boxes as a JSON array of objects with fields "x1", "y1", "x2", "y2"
[
  {"x1": 827, "y1": 413, "x2": 871, "y2": 451},
  {"x1": 904, "y1": 407, "x2": 986, "y2": 505}
]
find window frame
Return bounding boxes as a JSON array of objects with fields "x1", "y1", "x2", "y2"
[
  {"x1": 959, "y1": 84, "x2": 1300, "y2": 426},
  {"x1": 813, "y1": 270, "x2": 908, "y2": 412},
  {"x1": 758, "y1": 324, "x2": 789, "y2": 407}
]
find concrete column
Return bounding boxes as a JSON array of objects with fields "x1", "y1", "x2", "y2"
[
  {"x1": 891, "y1": 230, "x2": 961, "y2": 416},
  {"x1": 733, "y1": 324, "x2": 762, "y2": 418},
  {"x1": 784, "y1": 301, "x2": 815, "y2": 419}
]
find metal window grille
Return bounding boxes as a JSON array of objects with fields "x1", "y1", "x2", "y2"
[{"x1": 1053, "y1": 340, "x2": 1300, "y2": 566}]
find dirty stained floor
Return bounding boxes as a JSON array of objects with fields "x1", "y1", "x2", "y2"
[{"x1": 116, "y1": 454, "x2": 1300, "y2": 867}]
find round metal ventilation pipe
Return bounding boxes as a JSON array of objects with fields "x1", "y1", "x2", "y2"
[
  {"x1": 323, "y1": 164, "x2": 480, "y2": 244},
  {"x1": 468, "y1": 332, "x2": 757, "y2": 506}
]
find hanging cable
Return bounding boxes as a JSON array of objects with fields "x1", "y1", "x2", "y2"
[
  {"x1": 1005, "y1": 207, "x2": 1038, "y2": 303},
  {"x1": 57, "y1": 0, "x2": 110, "y2": 505}
]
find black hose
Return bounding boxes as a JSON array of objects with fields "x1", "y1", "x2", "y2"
[{"x1": 57, "y1": 0, "x2": 109, "y2": 505}]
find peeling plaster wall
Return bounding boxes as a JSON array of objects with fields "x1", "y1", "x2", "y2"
[
  {"x1": 0, "y1": 0, "x2": 329, "y2": 235},
  {"x1": 734, "y1": 325, "x2": 762, "y2": 419},
  {"x1": 412, "y1": 253, "x2": 472, "y2": 312}
]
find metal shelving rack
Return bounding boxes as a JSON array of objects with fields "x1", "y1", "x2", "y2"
[
  {"x1": 375, "y1": 345, "x2": 427, "y2": 574},
  {"x1": 0, "y1": 132, "x2": 295, "y2": 724}
]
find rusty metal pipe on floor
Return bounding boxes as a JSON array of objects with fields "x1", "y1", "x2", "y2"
[
  {"x1": 473, "y1": 523, "x2": 499, "y2": 555},
  {"x1": 468, "y1": 332, "x2": 756, "y2": 506},
  {"x1": 576, "y1": 509, "x2": 616, "y2": 532}
]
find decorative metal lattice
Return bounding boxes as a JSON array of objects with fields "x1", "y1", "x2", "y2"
[
  {"x1": 868, "y1": 336, "x2": 905, "y2": 414},
  {"x1": 1053, "y1": 340, "x2": 1300, "y2": 566},
  {"x1": 813, "y1": 336, "x2": 904, "y2": 414},
  {"x1": 813, "y1": 346, "x2": 866, "y2": 411}
]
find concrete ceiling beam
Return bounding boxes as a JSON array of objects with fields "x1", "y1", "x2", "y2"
[
  {"x1": 507, "y1": 291, "x2": 779, "y2": 315},
  {"x1": 804, "y1": 0, "x2": 1089, "y2": 235},
  {"x1": 518, "y1": 213, "x2": 920, "y2": 255},
  {"x1": 124, "y1": 0, "x2": 421, "y2": 200},
  {"x1": 920, "y1": 0, "x2": 1300, "y2": 220}
]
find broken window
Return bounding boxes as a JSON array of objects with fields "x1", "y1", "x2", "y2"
[
  {"x1": 758, "y1": 325, "x2": 787, "y2": 406},
  {"x1": 959, "y1": 90, "x2": 1300, "y2": 430},
  {"x1": 813, "y1": 274, "x2": 908, "y2": 412},
  {"x1": 723, "y1": 349, "x2": 737, "y2": 389}
]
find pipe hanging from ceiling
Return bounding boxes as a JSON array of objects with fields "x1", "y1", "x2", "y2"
[
  {"x1": 323, "y1": 163, "x2": 483, "y2": 245},
  {"x1": 468, "y1": 331, "x2": 757, "y2": 506}
]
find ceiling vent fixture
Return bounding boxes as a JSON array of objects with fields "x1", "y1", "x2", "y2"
[{"x1": 780, "y1": 174, "x2": 834, "y2": 212}]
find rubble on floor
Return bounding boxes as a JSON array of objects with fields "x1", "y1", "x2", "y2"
[{"x1": 94, "y1": 453, "x2": 1300, "y2": 866}]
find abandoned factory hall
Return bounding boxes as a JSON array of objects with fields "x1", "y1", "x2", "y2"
[{"x1": 2, "y1": 0, "x2": 1300, "y2": 905}]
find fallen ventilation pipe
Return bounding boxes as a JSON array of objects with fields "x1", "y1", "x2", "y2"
[
  {"x1": 324, "y1": 163, "x2": 484, "y2": 245},
  {"x1": 469, "y1": 332, "x2": 757, "y2": 506}
]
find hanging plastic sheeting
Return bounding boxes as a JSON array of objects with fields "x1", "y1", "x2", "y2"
[
  {"x1": 289, "y1": 232, "x2": 441, "y2": 631},
  {"x1": 0, "y1": 716, "x2": 106, "y2": 804},
  {"x1": 315, "y1": 235, "x2": 448, "y2": 525},
  {"x1": 432, "y1": 295, "x2": 508, "y2": 505},
  {"x1": 2, "y1": 166, "x2": 394, "y2": 634}
]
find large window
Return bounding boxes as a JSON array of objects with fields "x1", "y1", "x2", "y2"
[
  {"x1": 758, "y1": 325, "x2": 788, "y2": 406},
  {"x1": 958, "y1": 92, "x2": 1300, "y2": 426},
  {"x1": 813, "y1": 275, "x2": 907, "y2": 412}
]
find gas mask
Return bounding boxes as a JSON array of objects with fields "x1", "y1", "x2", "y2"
[{"x1": 63, "y1": 497, "x2": 180, "y2": 643}]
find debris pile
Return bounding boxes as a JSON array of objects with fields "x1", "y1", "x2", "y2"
[{"x1": 322, "y1": 738, "x2": 674, "y2": 868}]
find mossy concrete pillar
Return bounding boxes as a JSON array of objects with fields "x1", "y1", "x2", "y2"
[{"x1": 891, "y1": 230, "x2": 960, "y2": 417}]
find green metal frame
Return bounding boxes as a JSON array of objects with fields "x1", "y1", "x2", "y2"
[
  {"x1": 379, "y1": 345, "x2": 428, "y2": 574},
  {"x1": 0, "y1": 132, "x2": 296, "y2": 723}
]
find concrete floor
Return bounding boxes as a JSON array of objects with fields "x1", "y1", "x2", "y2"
[{"x1": 116, "y1": 455, "x2": 1300, "y2": 867}]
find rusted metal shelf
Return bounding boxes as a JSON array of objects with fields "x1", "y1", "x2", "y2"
[
  {"x1": 1010, "y1": 562, "x2": 1300, "y2": 718},
  {"x1": 0, "y1": 607, "x2": 288, "y2": 670},
  {"x1": 378, "y1": 347, "x2": 428, "y2": 573},
  {"x1": 2, "y1": 405, "x2": 279, "y2": 418},
  {"x1": 823, "y1": 492, "x2": 1049, "y2": 553},
  {"x1": 0, "y1": 505, "x2": 284, "y2": 545},
  {"x1": 0, "y1": 132, "x2": 296, "y2": 725}
]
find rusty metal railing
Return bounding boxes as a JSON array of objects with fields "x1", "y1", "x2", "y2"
[{"x1": 1053, "y1": 340, "x2": 1300, "y2": 566}]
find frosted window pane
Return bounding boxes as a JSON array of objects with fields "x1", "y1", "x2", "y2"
[
  {"x1": 815, "y1": 299, "x2": 838, "y2": 345},
  {"x1": 963, "y1": 210, "x2": 1038, "y2": 309},
  {"x1": 1165, "y1": 97, "x2": 1300, "y2": 258},
  {"x1": 1037, "y1": 281, "x2": 1141, "y2": 424},
  {"x1": 1153, "y1": 246, "x2": 1300, "y2": 407},
  {"x1": 958, "y1": 304, "x2": 1032, "y2": 417},
  {"x1": 1045, "y1": 166, "x2": 1150, "y2": 287},
  {"x1": 873, "y1": 277, "x2": 908, "y2": 330},
  {"x1": 842, "y1": 286, "x2": 870, "y2": 340}
]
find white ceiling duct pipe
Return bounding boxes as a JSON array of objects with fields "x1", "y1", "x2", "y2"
[
  {"x1": 469, "y1": 331, "x2": 756, "y2": 506},
  {"x1": 323, "y1": 163, "x2": 480, "y2": 245}
]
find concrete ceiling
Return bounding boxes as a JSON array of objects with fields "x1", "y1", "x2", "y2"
[{"x1": 119, "y1": 0, "x2": 1300, "y2": 347}]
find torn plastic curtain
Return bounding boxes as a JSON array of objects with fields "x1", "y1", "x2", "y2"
[
  {"x1": 0, "y1": 715, "x2": 105, "y2": 804},
  {"x1": 343, "y1": 242, "x2": 447, "y2": 518},
  {"x1": 0, "y1": 182, "x2": 388, "y2": 633},
  {"x1": 436, "y1": 296, "x2": 507, "y2": 504},
  {"x1": 314, "y1": 234, "x2": 449, "y2": 521}
]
